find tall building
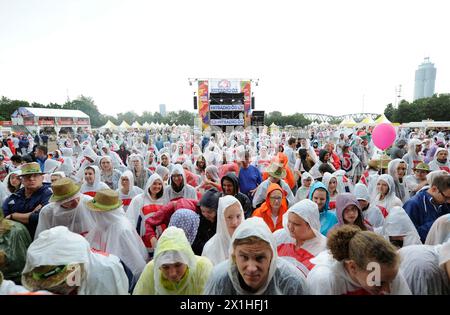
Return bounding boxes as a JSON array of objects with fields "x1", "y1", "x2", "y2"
[
  {"x1": 414, "y1": 57, "x2": 436, "y2": 100},
  {"x1": 159, "y1": 104, "x2": 166, "y2": 117}
]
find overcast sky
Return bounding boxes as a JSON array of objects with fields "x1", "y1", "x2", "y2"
[{"x1": 1, "y1": 0, "x2": 449, "y2": 117}]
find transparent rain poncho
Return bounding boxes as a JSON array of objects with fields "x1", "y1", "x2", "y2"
[
  {"x1": 398, "y1": 243, "x2": 450, "y2": 295},
  {"x1": 273, "y1": 199, "x2": 327, "y2": 276},
  {"x1": 85, "y1": 203, "x2": 148, "y2": 281},
  {"x1": 425, "y1": 214, "x2": 450, "y2": 245},
  {"x1": 22, "y1": 226, "x2": 129, "y2": 295},
  {"x1": 375, "y1": 206, "x2": 422, "y2": 247},
  {"x1": 203, "y1": 216, "x2": 309, "y2": 295},
  {"x1": 34, "y1": 193, "x2": 96, "y2": 239},
  {"x1": 133, "y1": 226, "x2": 213, "y2": 295},
  {"x1": 202, "y1": 195, "x2": 244, "y2": 266}
]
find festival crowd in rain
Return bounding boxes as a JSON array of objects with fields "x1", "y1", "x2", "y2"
[{"x1": 0, "y1": 123, "x2": 449, "y2": 295}]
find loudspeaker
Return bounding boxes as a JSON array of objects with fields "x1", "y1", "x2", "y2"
[
  {"x1": 251, "y1": 97, "x2": 255, "y2": 109},
  {"x1": 193, "y1": 96, "x2": 197, "y2": 110}
]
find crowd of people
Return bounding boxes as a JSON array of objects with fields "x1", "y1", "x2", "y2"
[{"x1": 0, "y1": 124, "x2": 449, "y2": 295}]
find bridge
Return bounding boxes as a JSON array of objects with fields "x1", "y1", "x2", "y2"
[{"x1": 302, "y1": 113, "x2": 380, "y2": 123}]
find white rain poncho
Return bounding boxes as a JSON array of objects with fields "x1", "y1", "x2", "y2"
[
  {"x1": 398, "y1": 244, "x2": 450, "y2": 295},
  {"x1": 333, "y1": 169, "x2": 354, "y2": 193},
  {"x1": 126, "y1": 173, "x2": 165, "y2": 250},
  {"x1": 117, "y1": 170, "x2": 143, "y2": 212},
  {"x1": 22, "y1": 226, "x2": 129, "y2": 295},
  {"x1": 43, "y1": 159, "x2": 62, "y2": 183},
  {"x1": 163, "y1": 164, "x2": 197, "y2": 203},
  {"x1": 273, "y1": 199, "x2": 327, "y2": 276},
  {"x1": 370, "y1": 174, "x2": 403, "y2": 214},
  {"x1": 85, "y1": 203, "x2": 148, "y2": 281},
  {"x1": 203, "y1": 217, "x2": 309, "y2": 295},
  {"x1": 425, "y1": 214, "x2": 450, "y2": 245},
  {"x1": 101, "y1": 146, "x2": 125, "y2": 171},
  {"x1": 133, "y1": 226, "x2": 213, "y2": 295},
  {"x1": 75, "y1": 146, "x2": 99, "y2": 180},
  {"x1": 387, "y1": 159, "x2": 409, "y2": 203},
  {"x1": 429, "y1": 147, "x2": 450, "y2": 172},
  {"x1": 0, "y1": 272, "x2": 30, "y2": 295},
  {"x1": 127, "y1": 154, "x2": 150, "y2": 190},
  {"x1": 202, "y1": 195, "x2": 244, "y2": 266},
  {"x1": 155, "y1": 165, "x2": 170, "y2": 185},
  {"x1": 59, "y1": 148, "x2": 74, "y2": 177},
  {"x1": 402, "y1": 139, "x2": 424, "y2": 174},
  {"x1": 34, "y1": 194, "x2": 96, "y2": 239},
  {"x1": 307, "y1": 250, "x2": 412, "y2": 295},
  {"x1": 375, "y1": 206, "x2": 422, "y2": 247},
  {"x1": 158, "y1": 152, "x2": 174, "y2": 173},
  {"x1": 80, "y1": 165, "x2": 109, "y2": 196},
  {"x1": 99, "y1": 155, "x2": 122, "y2": 190},
  {"x1": 294, "y1": 172, "x2": 315, "y2": 203},
  {"x1": 353, "y1": 183, "x2": 385, "y2": 228}
]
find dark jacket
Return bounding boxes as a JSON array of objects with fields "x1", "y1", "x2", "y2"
[
  {"x1": 221, "y1": 172, "x2": 254, "y2": 218},
  {"x1": 404, "y1": 189, "x2": 450, "y2": 243},
  {"x1": 192, "y1": 215, "x2": 216, "y2": 256},
  {"x1": 2, "y1": 183, "x2": 53, "y2": 239}
]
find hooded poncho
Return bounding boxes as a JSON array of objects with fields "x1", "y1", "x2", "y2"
[
  {"x1": 85, "y1": 203, "x2": 148, "y2": 282},
  {"x1": 202, "y1": 195, "x2": 244, "y2": 265},
  {"x1": 203, "y1": 217, "x2": 309, "y2": 295},
  {"x1": 429, "y1": 148, "x2": 450, "y2": 172},
  {"x1": 374, "y1": 206, "x2": 422, "y2": 247},
  {"x1": 163, "y1": 164, "x2": 197, "y2": 203},
  {"x1": 425, "y1": 214, "x2": 450, "y2": 245},
  {"x1": 133, "y1": 226, "x2": 213, "y2": 295},
  {"x1": 387, "y1": 159, "x2": 409, "y2": 204},
  {"x1": 370, "y1": 174, "x2": 403, "y2": 215},
  {"x1": 294, "y1": 172, "x2": 315, "y2": 203},
  {"x1": 116, "y1": 170, "x2": 143, "y2": 212},
  {"x1": 399, "y1": 243, "x2": 450, "y2": 295},
  {"x1": 308, "y1": 182, "x2": 338, "y2": 236},
  {"x1": 274, "y1": 199, "x2": 327, "y2": 276},
  {"x1": 126, "y1": 173, "x2": 165, "y2": 252},
  {"x1": 80, "y1": 165, "x2": 110, "y2": 197},
  {"x1": 353, "y1": 183, "x2": 385, "y2": 228},
  {"x1": 22, "y1": 226, "x2": 129, "y2": 294},
  {"x1": 34, "y1": 194, "x2": 95, "y2": 239}
]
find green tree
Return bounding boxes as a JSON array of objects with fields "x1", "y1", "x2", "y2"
[{"x1": 384, "y1": 103, "x2": 395, "y2": 122}]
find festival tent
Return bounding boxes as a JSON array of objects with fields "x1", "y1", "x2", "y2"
[
  {"x1": 99, "y1": 120, "x2": 118, "y2": 131},
  {"x1": 339, "y1": 118, "x2": 357, "y2": 127},
  {"x1": 142, "y1": 122, "x2": 150, "y2": 129},
  {"x1": 375, "y1": 114, "x2": 391, "y2": 124},
  {"x1": 360, "y1": 116, "x2": 375, "y2": 125},
  {"x1": 119, "y1": 121, "x2": 132, "y2": 130},
  {"x1": 131, "y1": 121, "x2": 142, "y2": 129}
]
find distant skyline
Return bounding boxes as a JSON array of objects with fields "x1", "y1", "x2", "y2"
[{"x1": 1, "y1": 0, "x2": 449, "y2": 117}]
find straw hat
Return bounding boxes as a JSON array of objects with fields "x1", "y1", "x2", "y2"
[
  {"x1": 266, "y1": 162, "x2": 287, "y2": 180},
  {"x1": 86, "y1": 189, "x2": 122, "y2": 212},
  {"x1": 50, "y1": 178, "x2": 81, "y2": 203},
  {"x1": 22, "y1": 264, "x2": 81, "y2": 292},
  {"x1": 368, "y1": 155, "x2": 391, "y2": 170},
  {"x1": 413, "y1": 162, "x2": 431, "y2": 172},
  {"x1": 19, "y1": 162, "x2": 44, "y2": 176}
]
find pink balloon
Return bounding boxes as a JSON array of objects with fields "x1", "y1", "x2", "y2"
[{"x1": 372, "y1": 123, "x2": 396, "y2": 150}]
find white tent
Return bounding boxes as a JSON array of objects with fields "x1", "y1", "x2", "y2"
[
  {"x1": 131, "y1": 121, "x2": 142, "y2": 129},
  {"x1": 99, "y1": 120, "x2": 117, "y2": 131},
  {"x1": 142, "y1": 122, "x2": 150, "y2": 129},
  {"x1": 119, "y1": 121, "x2": 132, "y2": 130},
  {"x1": 375, "y1": 114, "x2": 391, "y2": 124}
]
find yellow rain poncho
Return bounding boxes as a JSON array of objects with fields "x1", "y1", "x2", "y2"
[{"x1": 133, "y1": 226, "x2": 213, "y2": 295}]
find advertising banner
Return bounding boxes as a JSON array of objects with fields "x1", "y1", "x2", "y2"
[
  {"x1": 198, "y1": 80, "x2": 209, "y2": 128},
  {"x1": 210, "y1": 119, "x2": 244, "y2": 126},
  {"x1": 241, "y1": 80, "x2": 251, "y2": 126},
  {"x1": 209, "y1": 104, "x2": 245, "y2": 111},
  {"x1": 209, "y1": 79, "x2": 241, "y2": 93}
]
